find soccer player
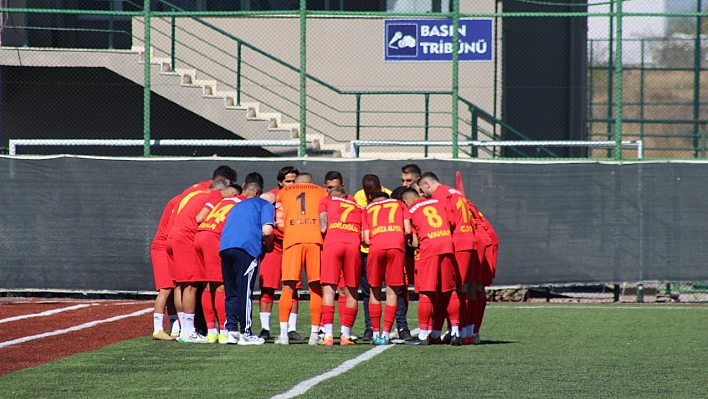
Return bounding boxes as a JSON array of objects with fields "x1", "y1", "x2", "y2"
[
  {"x1": 474, "y1": 210, "x2": 499, "y2": 343},
  {"x1": 318, "y1": 185, "x2": 362, "y2": 346},
  {"x1": 353, "y1": 174, "x2": 392, "y2": 342},
  {"x1": 274, "y1": 173, "x2": 328, "y2": 345},
  {"x1": 401, "y1": 188, "x2": 459, "y2": 346},
  {"x1": 220, "y1": 181, "x2": 274, "y2": 345},
  {"x1": 418, "y1": 171, "x2": 475, "y2": 346},
  {"x1": 194, "y1": 182, "x2": 244, "y2": 344},
  {"x1": 258, "y1": 166, "x2": 305, "y2": 342},
  {"x1": 168, "y1": 178, "x2": 230, "y2": 343},
  {"x1": 150, "y1": 195, "x2": 179, "y2": 340},
  {"x1": 362, "y1": 192, "x2": 411, "y2": 345}
]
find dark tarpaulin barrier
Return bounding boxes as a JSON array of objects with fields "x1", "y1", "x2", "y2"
[{"x1": 1, "y1": 156, "x2": 707, "y2": 292}]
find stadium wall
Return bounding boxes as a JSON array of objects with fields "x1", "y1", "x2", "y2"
[{"x1": 1, "y1": 156, "x2": 707, "y2": 292}]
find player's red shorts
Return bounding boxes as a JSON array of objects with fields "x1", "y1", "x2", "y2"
[
  {"x1": 367, "y1": 248, "x2": 405, "y2": 287},
  {"x1": 455, "y1": 250, "x2": 478, "y2": 286},
  {"x1": 479, "y1": 245, "x2": 498, "y2": 286},
  {"x1": 321, "y1": 243, "x2": 361, "y2": 288},
  {"x1": 168, "y1": 238, "x2": 203, "y2": 283},
  {"x1": 405, "y1": 256, "x2": 415, "y2": 286},
  {"x1": 259, "y1": 249, "x2": 282, "y2": 289},
  {"x1": 194, "y1": 232, "x2": 222, "y2": 283},
  {"x1": 415, "y1": 253, "x2": 456, "y2": 293},
  {"x1": 150, "y1": 244, "x2": 174, "y2": 291},
  {"x1": 282, "y1": 243, "x2": 321, "y2": 283}
]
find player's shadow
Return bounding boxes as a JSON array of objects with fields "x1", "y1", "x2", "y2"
[{"x1": 477, "y1": 339, "x2": 514, "y2": 345}]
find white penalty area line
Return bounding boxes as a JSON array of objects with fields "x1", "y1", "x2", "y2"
[
  {"x1": 0, "y1": 304, "x2": 92, "y2": 324},
  {"x1": 270, "y1": 345, "x2": 393, "y2": 399},
  {"x1": 0, "y1": 307, "x2": 153, "y2": 349}
]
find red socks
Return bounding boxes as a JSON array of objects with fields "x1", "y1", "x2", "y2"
[
  {"x1": 369, "y1": 302, "x2": 382, "y2": 333},
  {"x1": 201, "y1": 290, "x2": 216, "y2": 329},
  {"x1": 383, "y1": 305, "x2": 397, "y2": 333},
  {"x1": 342, "y1": 306, "x2": 358, "y2": 328},
  {"x1": 214, "y1": 291, "x2": 226, "y2": 331},
  {"x1": 418, "y1": 295, "x2": 433, "y2": 331}
]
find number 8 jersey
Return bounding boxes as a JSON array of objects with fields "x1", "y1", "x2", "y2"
[
  {"x1": 407, "y1": 197, "x2": 454, "y2": 260},
  {"x1": 276, "y1": 182, "x2": 328, "y2": 250}
]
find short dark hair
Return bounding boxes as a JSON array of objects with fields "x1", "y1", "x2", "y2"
[
  {"x1": 401, "y1": 164, "x2": 421, "y2": 176},
  {"x1": 390, "y1": 186, "x2": 406, "y2": 200},
  {"x1": 243, "y1": 181, "x2": 263, "y2": 193},
  {"x1": 244, "y1": 172, "x2": 264, "y2": 188},
  {"x1": 401, "y1": 188, "x2": 420, "y2": 200},
  {"x1": 419, "y1": 171, "x2": 439, "y2": 183},
  {"x1": 370, "y1": 192, "x2": 389, "y2": 201},
  {"x1": 277, "y1": 166, "x2": 299, "y2": 182},
  {"x1": 324, "y1": 171, "x2": 343, "y2": 182},
  {"x1": 210, "y1": 178, "x2": 229, "y2": 190},
  {"x1": 212, "y1": 165, "x2": 237, "y2": 183},
  {"x1": 228, "y1": 183, "x2": 243, "y2": 195},
  {"x1": 362, "y1": 174, "x2": 381, "y2": 190}
]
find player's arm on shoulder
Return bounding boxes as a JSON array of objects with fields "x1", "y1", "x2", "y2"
[
  {"x1": 262, "y1": 224, "x2": 275, "y2": 253},
  {"x1": 195, "y1": 206, "x2": 211, "y2": 224},
  {"x1": 363, "y1": 229, "x2": 371, "y2": 246},
  {"x1": 319, "y1": 211, "x2": 328, "y2": 234},
  {"x1": 404, "y1": 219, "x2": 412, "y2": 236},
  {"x1": 409, "y1": 232, "x2": 419, "y2": 248}
]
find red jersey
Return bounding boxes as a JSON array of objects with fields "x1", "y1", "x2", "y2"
[
  {"x1": 363, "y1": 198, "x2": 408, "y2": 252},
  {"x1": 269, "y1": 187, "x2": 284, "y2": 251},
  {"x1": 168, "y1": 190, "x2": 223, "y2": 243},
  {"x1": 179, "y1": 180, "x2": 211, "y2": 197},
  {"x1": 467, "y1": 201, "x2": 493, "y2": 248},
  {"x1": 478, "y1": 211, "x2": 499, "y2": 246},
  {"x1": 431, "y1": 184, "x2": 477, "y2": 251},
  {"x1": 318, "y1": 196, "x2": 362, "y2": 247},
  {"x1": 196, "y1": 195, "x2": 244, "y2": 236},
  {"x1": 152, "y1": 196, "x2": 179, "y2": 249},
  {"x1": 408, "y1": 198, "x2": 454, "y2": 259},
  {"x1": 276, "y1": 183, "x2": 328, "y2": 249}
]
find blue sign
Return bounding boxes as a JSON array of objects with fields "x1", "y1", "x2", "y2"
[{"x1": 384, "y1": 19, "x2": 493, "y2": 62}]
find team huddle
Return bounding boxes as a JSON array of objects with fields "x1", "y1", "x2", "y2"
[{"x1": 150, "y1": 164, "x2": 499, "y2": 346}]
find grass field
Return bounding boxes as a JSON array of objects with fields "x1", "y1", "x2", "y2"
[{"x1": 2, "y1": 303, "x2": 707, "y2": 398}]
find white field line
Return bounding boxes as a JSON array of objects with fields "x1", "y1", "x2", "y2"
[
  {"x1": 270, "y1": 345, "x2": 393, "y2": 399},
  {"x1": 0, "y1": 304, "x2": 92, "y2": 324},
  {"x1": 490, "y1": 305, "x2": 708, "y2": 309},
  {"x1": 0, "y1": 307, "x2": 153, "y2": 349}
]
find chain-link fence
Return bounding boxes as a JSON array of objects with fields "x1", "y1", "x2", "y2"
[{"x1": 1, "y1": 1, "x2": 708, "y2": 159}]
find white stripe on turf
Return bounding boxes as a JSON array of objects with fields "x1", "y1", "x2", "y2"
[
  {"x1": 0, "y1": 304, "x2": 91, "y2": 324},
  {"x1": 0, "y1": 307, "x2": 153, "y2": 348},
  {"x1": 270, "y1": 345, "x2": 393, "y2": 399}
]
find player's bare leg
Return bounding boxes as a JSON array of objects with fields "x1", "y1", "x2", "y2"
[
  {"x1": 152, "y1": 288, "x2": 175, "y2": 340},
  {"x1": 172, "y1": 285, "x2": 184, "y2": 338},
  {"x1": 166, "y1": 291, "x2": 179, "y2": 337}
]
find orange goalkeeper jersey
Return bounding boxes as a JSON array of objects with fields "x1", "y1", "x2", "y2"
[{"x1": 276, "y1": 183, "x2": 327, "y2": 249}]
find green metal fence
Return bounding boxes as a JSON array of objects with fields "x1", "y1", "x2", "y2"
[{"x1": 1, "y1": 1, "x2": 707, "y2": 159}]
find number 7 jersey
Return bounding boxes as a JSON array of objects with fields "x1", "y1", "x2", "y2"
[
  {"x1": 276, "y1": 182, "x2": 328, "y2": 249},
  {"x1": 318, "y1": 196, "x2": 362, "y2": 247}
]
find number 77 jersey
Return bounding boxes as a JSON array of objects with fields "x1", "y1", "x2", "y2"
[
  {"x1": 363, "y1": 198, "x2": 409, "y2": 252},
  {"x1": 276, "y1": 182, "x2": 328, "y2": 250}
]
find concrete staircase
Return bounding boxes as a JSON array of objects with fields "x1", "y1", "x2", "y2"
[{"x1": 136, "y1": 46, "x2": 346, "y2": 157}]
